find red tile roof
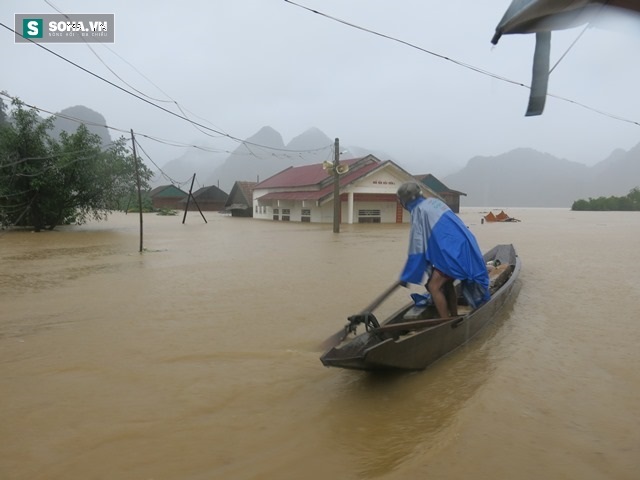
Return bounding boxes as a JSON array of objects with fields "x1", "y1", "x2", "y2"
[
  {"x1": 257, "y1": 159, "x2": 385, "y2": 203},
  {"x1": 254, "y1": 156, "x2": 447, "y2": 206}
]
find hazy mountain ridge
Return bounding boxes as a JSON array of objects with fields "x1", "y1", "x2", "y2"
[
  {"x1": 202, "y1": 126, "x2": 389, "y2": 192},
  {"x1": 203, "y1": 126, "x2": 291, "y2": 190},
  {"x1": 51, "y1": 105, "x2": 112, "y2": 146},
  {"x1": 154, "y1": 146, "x2": 228, "y2": 188},
  {"x1": 444, "y1": 145, "x2": 640, "y2": 207},
  {"x1": 48, "y1": 106, "x2": 638, "y2": 205},
  {"x1": 587, "y1": 142, "x2": 640, "y2": 200}
]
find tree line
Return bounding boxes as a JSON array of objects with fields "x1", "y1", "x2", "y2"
[
  {"x1": 572, "y1": 187, "x2": 640, "y2": 211},
  {"x1": 0, "y1": 96, "x2": 153, "y2": 231}
]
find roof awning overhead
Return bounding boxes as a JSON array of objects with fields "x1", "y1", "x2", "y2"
[
  {"x1": 225, "y1": 203, "x2": 250, "y2": 210},
  {"x1": 492, "y1": 0, "x2": 640, "y2": 116},
  {"x1": 258, "y1": 191, "x2": 323, "y2": 202}
]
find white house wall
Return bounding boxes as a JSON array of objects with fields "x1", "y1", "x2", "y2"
[
  {"x1": 347, "y1": 168, "x2": 405, "y2": 195},
  {"x1": 348, "y1": 200, "x2": 397, "y2": 223},
  {"x1": 251, "y1": 200, "x2": 398, "y2": 223},
  {"x1": 252, "y1": 162, "x2": 428, "y2": 224}
]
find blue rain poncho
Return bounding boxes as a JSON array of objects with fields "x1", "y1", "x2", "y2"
[{"x1": 400, "y1": 197, "x2": 490, "y2": 308}]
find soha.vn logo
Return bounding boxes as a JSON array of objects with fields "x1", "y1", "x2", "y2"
[{"x1": 22, "y1": 18, "x2": 44, "y2": 38}]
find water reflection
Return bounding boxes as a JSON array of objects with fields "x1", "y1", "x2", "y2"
[
  {"x1": 0, "y1": 231, "x2": 134, "y2": 296},
  {"x1": 2, "y1": 209, "x2": 638, "y2": 480},
  {"x1": 323, "y1": 285, "x2": 521, "y2": 478}
]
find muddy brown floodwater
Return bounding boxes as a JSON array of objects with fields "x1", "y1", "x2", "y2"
[{"x1": 1, "y1": 208, "x2": 639, "y2": 480}]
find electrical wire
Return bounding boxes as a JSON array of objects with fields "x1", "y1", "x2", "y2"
[
  {"x1": 0, "y1": 90, "x2": 321, "y2": 200},
  {"x1": 43, "y1": 0, "x2": 174, "y2": 104},
  {"x1": 0, "y1": 92, "x2": 249, "y2": 158},
  {"x1": 0, "y1": 21, "x2": 334, "y2": 154},
  {"x1": 43, "y1": 0, "x2": 236, "y2": 142},
  {"x1": 283, "y1": 0, "x2": 640, "y2": 128},
  {"x1": 549, "y1": 0, "x2": 611, "y2": 75},
  {"x1": 0, "y1": 91, "x2": 323, "y2": 187},
  {"x1": 1, "y1": 143, "x2": 118, "y2": 169},
  {"x1": 133, "y1": 137, "x2": 193, "y2": 187},
  {"x1": 11, "y1": 151, "x2": 112, "y2": 178}
]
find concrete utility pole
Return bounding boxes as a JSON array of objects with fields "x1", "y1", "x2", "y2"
[
  {"x1": 130, "y1": 129, "x2": 144, "y2": 253},
  {"x1": 333, "y1": 137, "x2": 340, "y2": 233}
]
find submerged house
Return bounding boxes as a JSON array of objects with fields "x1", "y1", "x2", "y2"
[
  {"x1": 224, "y1": 181, "x2": 256, "y2": 217},
  {"x1": 181, "y1": 185, "x2": 228, "y2": 211},
  {"x1": 414, "y1": 174, "x2": 466, "y2": 213},
  {"x1": 483, "y1": 210, "x2": 520, "y2": 223},
  {"x1": 252, "y1": 155, "x2": 440, "y2": 224},
  {"x1": 149, "y1": 185, "x2": 188, "y2": 210}
]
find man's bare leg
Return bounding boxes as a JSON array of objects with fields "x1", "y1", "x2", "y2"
[
  {"x1": 426, "y1": 269, "x2": 452, "y2": 318},
  {"x1": 444, "y1": 281, "x2": 458, "y2": 316}
]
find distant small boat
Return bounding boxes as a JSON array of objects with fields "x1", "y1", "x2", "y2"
[{"x1": 320, "y1": 244, "x2": 521, "y2": 371}]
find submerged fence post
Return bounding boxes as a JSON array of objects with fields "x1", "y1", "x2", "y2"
[
  {"x1": 182, "y1": 174, "x2": 207, "y2": 224},
  {"x1": 182, "y1": 174, "x2": 195, "y2": 224}
]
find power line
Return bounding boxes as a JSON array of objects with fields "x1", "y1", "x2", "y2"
[
  {"x1": 0, "y1": 92, "x2": 313, "y2": 163},
  {"x1": 0, "y1": 22, "x2": 334, "y2": 154},
  {"x1": 0, "y1": 194, "x2": 36, "y2": 235},
  {"x1": 0, "y1": 142, "x2": 117, "y2": 169},
  {"x1": 43, "y1": 0, "x2": 236, "y2": 142},
  {"x1": 1, "y1": 90, "x2": 329, "y2": 191},
  {"x1": 133, "y1": 138, "x2": 193, "y2": 187},
  {"x1": 283, "y1": 0, "x2": 640, "y2": 129},
  {"x1": 548, "y1": 1, "x2": 610, "y2": 75},
  {"x1": 7, "y1": 149, "x2": 116, "y2": 178}
]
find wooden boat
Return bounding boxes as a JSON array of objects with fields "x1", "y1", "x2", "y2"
[{"x1": 320, "y1": 244, "x2": 521, "y2": 371}]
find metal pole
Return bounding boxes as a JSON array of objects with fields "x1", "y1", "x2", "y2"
[
  {"x1": 333, "y1": 137, "x2": 340, "y2": 233},
  {"x1": 189, "y1": 191, "x2": 208, "y2": 224},
  {"x1": 130, "y1": 129, "x2": 143, "y2": 253}
]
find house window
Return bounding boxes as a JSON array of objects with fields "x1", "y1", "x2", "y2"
[
  {"x1": 358, "y1": 209, "x2": 381, "y2": 223},
  {"x1": 301, "y1": 208, "x2": 311, "y2": 223},
  {"x1": 282, "y1": 208, "x2": 290, "y2": 222},
  {"x1": 273, "y1": 208, "x2": 279, "y2": 221}
]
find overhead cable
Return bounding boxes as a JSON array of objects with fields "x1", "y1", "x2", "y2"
[
  {"x1": 283, "y1": 0, "x2": 640, "y2": 128},
  {"x1": 0, "y1": 22, "x2": 334, "y2": 154}
]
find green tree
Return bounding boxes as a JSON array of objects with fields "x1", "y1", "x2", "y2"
[
  {"x1": 627, "y1": 187, "x2": 640, "y2": 209},
  {"x1": 0, "y1": 100, "x2": 55, "y2": 229},
  {"x1": 0, "y1": 100, "x2": 153, "y2": 231},
  {"x1": 571, "y1": 187, "x2": 640, "y2": 211},
  {"x1": 0, "y1": 96, "x2": 7, "y2": 126},
  {"x1": 571, "y1": 199, "x2": 589, "y2": 211}
]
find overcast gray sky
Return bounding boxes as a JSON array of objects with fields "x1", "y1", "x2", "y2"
[{"x1": 3, "y1": 0, "x2": 640, "y2": 177}]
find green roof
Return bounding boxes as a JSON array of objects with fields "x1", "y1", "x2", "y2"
[{"x1": 150, "y1": 185, "x2": 188, "y2": 198}]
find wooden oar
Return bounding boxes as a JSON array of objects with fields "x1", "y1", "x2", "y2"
[{"x1": 318, "y1": 280, "x2": 402, "y2": 351}]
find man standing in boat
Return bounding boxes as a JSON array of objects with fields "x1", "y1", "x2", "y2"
[{"x1": 397, "y1": 181, "x2": 490, "y2": 318}]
